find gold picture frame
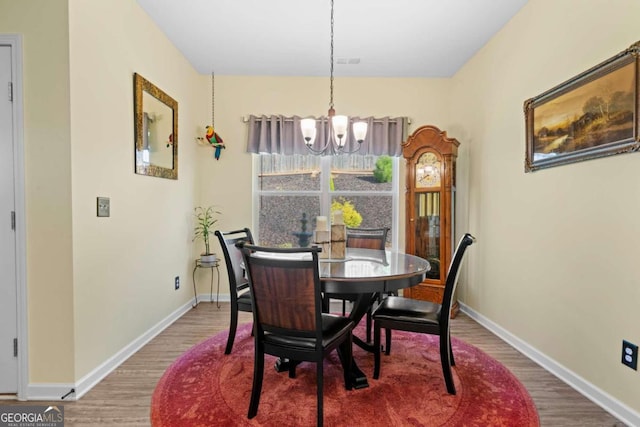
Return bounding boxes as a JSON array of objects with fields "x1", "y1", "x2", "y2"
[
  {"x1": 524, "y1": 41, "x2": 640, "y2": 172},
  {"x1": 134, "y1": 73, "x2": 178, "y2": 179}
]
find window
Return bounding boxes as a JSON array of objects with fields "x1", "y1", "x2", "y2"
[{"x1": 255, "y1": 153, "x2": 398, "y2": 248}]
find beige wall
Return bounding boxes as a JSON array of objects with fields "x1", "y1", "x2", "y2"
[
  {"x1": 2, "y1": 0, "x2": 207, "y2": 384},
  {"x1": 200, "y1": 76, "x2": 452, "y2": 254},
  {"x1": 0, "y1": 0, "x2": 75, "y2": 383},
  {"x1": 450, "y1": 0, "x2": 640, "y2": 414},
  {"x1": 68, "y1": 0, "x2": 207, "y2": 379}
]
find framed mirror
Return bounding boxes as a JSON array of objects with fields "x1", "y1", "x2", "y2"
[{"x1": 134, "y1": 73, "x2": 178, "y2": 179}]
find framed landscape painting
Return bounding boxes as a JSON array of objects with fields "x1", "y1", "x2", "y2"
[{"x1": 524, "y1": 41, "x2": 640, "y2": 172}]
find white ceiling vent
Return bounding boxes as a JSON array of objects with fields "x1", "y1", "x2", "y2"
[{"x1": 336, "y1": 57, "x2": 361, "y2": 65}]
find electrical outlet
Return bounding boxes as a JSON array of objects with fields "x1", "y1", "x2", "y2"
[
  {"x1": 174, "y1": 276, "x2": 180, "y2": 290},
  {"x1": 622, "y1": 340, "x2": 638, "y2": 370}
]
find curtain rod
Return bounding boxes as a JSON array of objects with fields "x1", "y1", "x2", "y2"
[{"x1": 241, "y1": 115, "x2": 411, "y2": 125}]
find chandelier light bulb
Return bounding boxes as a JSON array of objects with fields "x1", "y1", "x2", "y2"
[
  {"x1": 353, "y1": 121, "x2": 367, "y2": 143},
  {"x1": 301, "y1": 118, "x2": 317, "y2": 146},
  {"x1": 332, "y1": 115, "x2": 348, "y2": 145}
]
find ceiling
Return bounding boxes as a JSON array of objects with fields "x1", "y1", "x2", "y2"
[{"x1": 136, "y1": 0, "x2": 528, "y2": 78}]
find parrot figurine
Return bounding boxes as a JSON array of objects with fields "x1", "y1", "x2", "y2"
[{"x1": 205, "y1": 125, "x2": 225, "y2": 160}]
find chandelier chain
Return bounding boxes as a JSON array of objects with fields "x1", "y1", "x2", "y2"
[
  {"x1": 329, "y1": 0, "x2": 334, "y2": 111},
  {"x1": 301, "y1": 0, "x2": 366, "y2": 155}
]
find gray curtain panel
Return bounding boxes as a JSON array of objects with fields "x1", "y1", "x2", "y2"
[{"x1": 246, "y1": 115, "x2": 408, "y2": 156}]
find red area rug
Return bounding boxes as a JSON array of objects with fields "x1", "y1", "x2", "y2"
[{"x1": 151, "y1": 323, "x2": 539, "y2": 426}]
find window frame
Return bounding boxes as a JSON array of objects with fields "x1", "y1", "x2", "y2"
[{"x1": 252, "y1": 154, "x2": 400, "y2": 250}]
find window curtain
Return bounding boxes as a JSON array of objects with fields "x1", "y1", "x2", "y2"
[{"x1": 246, "y1": 115, "x2": 408, "y2": 156}]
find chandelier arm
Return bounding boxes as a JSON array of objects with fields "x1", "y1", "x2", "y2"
[
  {"x1": 308, "y1": 118, "x2": 333, "y2": 154},
  {"x1": 335, "y1": 142, "x2": 363, "y2": 155},
  {"x1": 305, "y1": 142, "x2": 331, "y2": 155}
]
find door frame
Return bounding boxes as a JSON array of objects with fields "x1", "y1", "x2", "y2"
[{"x1": 1, "y1": 34, "x2": 28, "y2": 400}]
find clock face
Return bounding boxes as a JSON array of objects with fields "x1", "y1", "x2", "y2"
[{"x1": 415, "y1": 152, "x2": 441, "y2": 188}]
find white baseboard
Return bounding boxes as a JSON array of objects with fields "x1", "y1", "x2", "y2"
[
  {"x1": 24, "y1": 383, "x2": 76, "y2": 401},
  {"x1": 26, "y1": 299, "x2": 195, "y2": 401},
  {"x1": 459, "y1": 302, "x2": 640, "y2": 427},
  {"x1": 196, "y1": 293, "x2": 230, "y2": 304}
]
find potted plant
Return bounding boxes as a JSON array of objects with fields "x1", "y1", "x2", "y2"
[{"x1": 193, "y1": 206, "x2": 221, "y2": 265}]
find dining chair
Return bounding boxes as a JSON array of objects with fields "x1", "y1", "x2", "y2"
[
  {"x1": 345, "y1": 227, "x2": 390, "y2": 250},
  {"x1": 324, "y1": 227, "x2": 389, "y2": 341},
  {"x1": 214, "y1": 228, "x2": 254, "y2": 355},
  {"x1": 238, "y1": 243, "x2": 354, "y2": 427},
  {"x1": 372, "y1": 233, "x2": 476, "y2": 395}
]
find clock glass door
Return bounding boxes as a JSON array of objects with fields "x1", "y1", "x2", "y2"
[
  {"x1": 414, "y1": 151, "x2": 442, "y2": 280},
  {"x1": 415, "y1": 191, "x2": 441, "y2": 280}
]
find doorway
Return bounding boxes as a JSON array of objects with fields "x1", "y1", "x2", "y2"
[{"x1": 0, "y1": 35, "x2": 26, "y2": 398}]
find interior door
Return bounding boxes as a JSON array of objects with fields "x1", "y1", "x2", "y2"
[{"x1": 0, "y1": 44, "x2": 18, "y2": 394}]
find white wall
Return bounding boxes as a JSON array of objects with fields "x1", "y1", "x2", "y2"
[{"x1": 450, "y1": 0, "x2": 640, "y2": 415}]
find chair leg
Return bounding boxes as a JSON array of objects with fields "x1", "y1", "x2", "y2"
[
  {"x1": 439, "y1": 333, "x2": 456, "y2": 395},
  {"x1": 248, "y1": 344, "x2": 265, "y2": 418},
  {"x1": 366, "y1": 292, "x2": 381, "y2": 342},
  {"x1": 449, "y1": 336, "x2": 455, "y2": 366},
  {"x1": 342, "y1": 299, "x2": 346, "y2": 316},
  {"x1": 316, "y1": 361, "x2": 324, "y2": 427},
  {"x1": 288, "y1": 362, "x2": 296, "y2": 379},
  {"x1": 385, "y1": 328, "x2": 392, "y2": 355},
  {"x1": 373, "y1": 322, "x2": 381, "y2": 380},
  {"x1": 225, "y1": 305, "x2": 239, "y2": 355}
]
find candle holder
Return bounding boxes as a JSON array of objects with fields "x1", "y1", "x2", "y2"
[
  {"x1": 330, "y1": 224, "x2": 346, "y2": 259},
  {"x1": 313, "y1": 215, "x2": 330, "y2": 258},
  {"x1": 313, "y1": 230, "x2": 331, "y2": 259}
]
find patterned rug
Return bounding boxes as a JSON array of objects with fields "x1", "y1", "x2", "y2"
[{"x1": 151, "y1": 322, "x2": 539, "y2": 426}]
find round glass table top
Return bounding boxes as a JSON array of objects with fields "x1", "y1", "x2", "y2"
[{"x1": 319, "y1": 248, "x2": 430, "y2": 282}]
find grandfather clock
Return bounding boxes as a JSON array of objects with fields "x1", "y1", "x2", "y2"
[{"x1": 402, "y1": 125, "x2": 460, "y2": 317}]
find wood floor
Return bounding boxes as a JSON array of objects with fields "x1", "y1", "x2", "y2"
[{"x1": 1, "y1": 302, "x2": 626, "y2": 426}]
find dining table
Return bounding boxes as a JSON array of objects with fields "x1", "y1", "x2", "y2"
[{"x1": 275, "y1": 247, "x2": 430, "y2": 389}]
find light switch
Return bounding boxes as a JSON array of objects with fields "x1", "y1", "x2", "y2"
[{"x1": 97, "y1": 197, "x2": 110, "y2": 217}]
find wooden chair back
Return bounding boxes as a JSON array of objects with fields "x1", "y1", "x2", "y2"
[
  {"x1": 240, "y1": 244, "x2": 322, "y2": 338},
  {"x1": 346, "y1": 227, "x2": 389, "y2": 250},
  {"x1": 440, "y1": 233, "x2": 476, "y2": 328},
  {"x1": 215, "y1": 228, "x2": 254, "y2": 294}
]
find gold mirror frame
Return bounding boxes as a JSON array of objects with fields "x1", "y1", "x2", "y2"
[{"x1": 134, "y1": 73, "x2": 178, "y2": 179}]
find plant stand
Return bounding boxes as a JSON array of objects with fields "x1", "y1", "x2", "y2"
[{"x1": 192, "y1": 259, "x2": 220, "y2": 308}]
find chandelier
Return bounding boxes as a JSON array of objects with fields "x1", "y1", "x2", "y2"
[{"x1": 301, "y1": 0, "x2": 367, "y2": 154}]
